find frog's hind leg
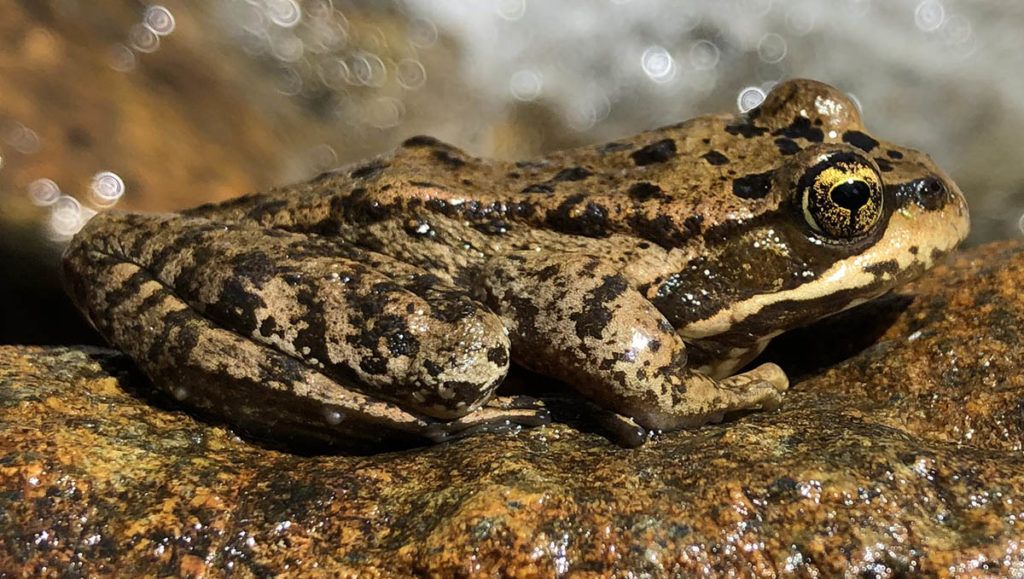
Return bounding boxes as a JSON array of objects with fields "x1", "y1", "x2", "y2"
[
  {"x1": 63, "y1": 212, "x2": 549, "y2": 447},
  {"x1": 482, "y1": 251, "x2": 788, "y2": 433}
]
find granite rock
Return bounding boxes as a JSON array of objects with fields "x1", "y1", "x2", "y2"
[{"x1": 2, "y1": 242, "x2": 1024, "y2": 576}]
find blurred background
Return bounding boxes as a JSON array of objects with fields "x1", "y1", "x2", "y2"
[{"x1": 1, "y1": 0, "x2": 1021, "y2": 344}]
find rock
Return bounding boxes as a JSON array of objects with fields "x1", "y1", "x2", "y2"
[{"x1": 2, "y1": 242, "x2": 1024, "y2": 576}]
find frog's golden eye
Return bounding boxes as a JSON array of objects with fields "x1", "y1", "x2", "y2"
[{"x1": 800, "y1": 156, "x2": 883, "y2": 238}]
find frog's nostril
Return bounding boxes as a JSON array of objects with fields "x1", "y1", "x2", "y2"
[
  {"x1": 910, "y1": 177, "x2": 949, "y2": 211},
  {"x1": 926, "y1": 178, "x2": 945, "y2": 196}
]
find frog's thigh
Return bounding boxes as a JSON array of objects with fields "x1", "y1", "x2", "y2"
[
  {"x1": 62, "y1": 247, "x2": 448, "y2": 446},
  {"x1": 482, "y1": 251, "x2": 789, "y2": 431}
]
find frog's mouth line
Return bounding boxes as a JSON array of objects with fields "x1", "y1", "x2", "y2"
[{"x1": 679, "y1": 198, "x2": 969, "y2": 341}]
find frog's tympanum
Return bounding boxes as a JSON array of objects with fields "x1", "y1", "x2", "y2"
[{"x1": 63, "y1": 80, "x2": 969, "y2": 448}]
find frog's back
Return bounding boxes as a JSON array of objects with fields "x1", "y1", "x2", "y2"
[
  {"x1": 326, "y1": 113, "x2": 783, "y2": 251},
  {"x1": 188, "y1": 78, "x2": 946, "y2": 257}
]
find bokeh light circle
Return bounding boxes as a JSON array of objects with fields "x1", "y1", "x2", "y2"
[
  {"x1": 109, "y1": 44, "x2": 137, "y2": 72},
  {"x1": 4, "y1": 122, "x2": 41, "y2": 154},
  {"x1": 915, "y1": 0, "x2": 945, "y2": 32},
  {"x1": 495, "y1": 0, "x2": 527, "y2": 21},
  {"x1": 90, "y1": 171, "x2": 126, "y2": 206},
  {"x1": 28, "y1": 178, "x2": 61, "y2": 207},
  {"x1": 49, "y1": 195, "x2": 84, "y2": 238},
  {"x1": 689, "y1": 39, "x2": 720, "y2": 70},
  {"x1": 143, "y1": 5, "x2": 176, "y2": 36},
  {"x1": 397, "y1": 58, "x2": 427, "y2": 89},
  {"x1": 737, "y1": 86, "x2": 766, "y2": 112},
  {"x1": 510, "y1": 69, "x2": 543, "y2": 101},
  {"x1": 128, "y1": 23, "x2": 160, "y2": 53},
  {"x1": 266, "y1": 0, "x2": 302, "y2": 28},
  {"x1": 641, "y1": 46, "x2": 676, "y2": 83},
  {"x1": 757, "y1": 33, "x2": 788, "y2": 63}
]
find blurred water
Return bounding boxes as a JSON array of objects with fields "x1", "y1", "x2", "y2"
[
  {"x1": 149, "y1": 0, "x2": 1024, "y2": 243},
  {"x1": 4, "y1": 0, "x2": 1024, "y2": 243}
]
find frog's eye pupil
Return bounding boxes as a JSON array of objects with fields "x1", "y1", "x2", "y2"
[{"x1": 830, "y1": 179, "x2": 871, "y2": 211}]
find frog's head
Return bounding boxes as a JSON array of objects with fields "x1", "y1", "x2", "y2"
[{"x1": 674, "y1": 79, "x2": 969, "y2": 344}]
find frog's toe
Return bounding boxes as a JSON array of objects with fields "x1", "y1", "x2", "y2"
[
  {"x1": 422, "y1": 397, "x2": 551, "y2": 443},
  {"x1": 728, "y1": 362, "x2": 790, "y2": 393},
  {"x1": 717, "y1": 368, "x2": 787, "y2": 412},
  {"x1": 486, "y1": 394, "x2": 548, "y2": 412}
]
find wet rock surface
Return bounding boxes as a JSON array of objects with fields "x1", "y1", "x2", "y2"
[{"x1": 2, "y1": 242, "x2": 1024, "y2": 576}]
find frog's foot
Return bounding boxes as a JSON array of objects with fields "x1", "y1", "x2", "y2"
[
  {"x1": 717, "y1": 362, "x2": 789, "y2": 410},
  {"x1": 571, "y1": 365, "x2": 788, "y2": 445},
  {"x1": 641, "y1": 363, "x2": 789, "y2": 429},
  {"x1": 735, "y1": 362, "x2": 790, "y2": 392},
  {"x1": 423, "y1": 396, "x2": 551, "y2": 443},
  {"x1": 482, "y1": 251, "x2": 791, "y2": 438}
]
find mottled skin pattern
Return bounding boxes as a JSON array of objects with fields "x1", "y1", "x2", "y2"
[{"x1": 63, "y1": 80, "x2": 969, "y2": 448}]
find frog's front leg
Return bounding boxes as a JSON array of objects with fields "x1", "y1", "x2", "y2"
[
  {"x1": 482, "y1": 252, "x2": 788, "y2": 433},
  {"x1": 62, "y1": 212, "x2": 548, "y2": 447}
]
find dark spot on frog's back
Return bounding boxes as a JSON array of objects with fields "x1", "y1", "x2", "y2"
[
  {"x1": 343, "y1": 187, "x2": 392, "y2": 221},
  {"x1": 552, "y1": 167, "x2": 592, "y2": 182},
  {"x1": 401, "y1": 135, "x2": 445, "y2": 148},
  {"x1": 702, "y1": 151, "x2": 729, "y2": 166},
  {"x1": 775, "y1": 117, "x2": 824, "y2": 142},
  {"x1": 627, "y1": 182, "x2": 664, "y2": 201},
  {"x1": 628, "y1": 213, "x2": 702, "y2": 248},
  {"x1": 432, "y1": 149, "x2": 466, "y2": 169},
  {"x1": 774, "y1": 138, "x2": 801, "y2": 156},
  {"x1": 887, "y1": 149, "x2": 904, "y2": 160},
  {"x1": 732, "y1": 170, "x2": 773, "y2": 199},
  {"x1": 630, "y1": 139, "x2": 677, "y2": 166},
  {"x1": 599, "y1": 141, "x2": 631, "y2": 154},
  {"x1": 725, "y1": 119, "x2": 769, "y2": 138},
  {"x1": 350, "y1": 161, "x2": 388, "y2": 180},
  {"x1": 522, "y1": 183, "x2": 554, "y2": 194},
  {"x1": 842, "y1": 131, "x2": 879, "y2": 153},
  {"x1": 546, "y1": 193, "x2": 609, "y2": 237}
]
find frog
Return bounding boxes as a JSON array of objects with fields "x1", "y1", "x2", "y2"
[{"x1": 62, "y1": 79, "x2": 969, "y2": 449}]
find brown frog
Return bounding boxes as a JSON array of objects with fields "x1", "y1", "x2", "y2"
[{"x1": 63, "y1": 79, "x2": 969, "y2": 448}]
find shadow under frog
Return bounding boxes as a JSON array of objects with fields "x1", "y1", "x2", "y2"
[{"x1": 62, "y1": 79, "x2": 969, "y2": 451}]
